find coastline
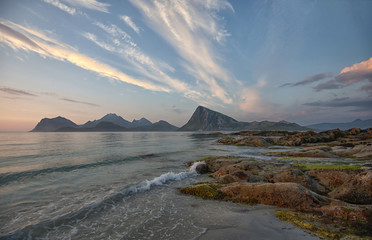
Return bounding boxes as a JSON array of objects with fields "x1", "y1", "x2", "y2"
[{"x1": 180, "y1": 128, "x2": 372, "y2": 239}]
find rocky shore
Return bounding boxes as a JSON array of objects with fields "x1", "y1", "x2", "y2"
[
  {"x1": 218, "y1": 128, "x2": 372, "y2": 158},
  {"x1": 180, "y1": 128, "x2": 372, "y2": 239}
]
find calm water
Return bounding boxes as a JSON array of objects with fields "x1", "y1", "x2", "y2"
[{"x1": 0, "y1": 132, "x2": 315, "y2": 240}]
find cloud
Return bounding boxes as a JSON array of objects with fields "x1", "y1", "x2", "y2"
[
  {"x1": 0, "y1": 87, "x2": 37, "y2": 97},
  {"x1": 314, "y1": 57, "x2": 372, "y2": 92},
  {"x1": 281, "y1": 72, "x2": 332, "y2": 87},
  {"x1": 62, "y1": 0, "x2": 110, "y2": 13},
  {"x1": 170, "y1": 105, "x2": 186, "y2": 114},
  {"x1": 335, "y1": 69, "x2": 372, "y2": 85},
  {"x1": 42, "y1": 0, "x2": 76, "y2": 15},
  {"x1": 361, "y1": 83, "x2": 372, "y2": 95},
  {"x1": 313, "y1": 80, "x2": 342, "y2": 91},
  {"x1": 130, "y1": 0, "x2": 235, "y2": 104},
  {"x1": 120, "y1": 15, "x2": 141, "y2": 34},
  {"x1": 61, "y1": 98, "x2": 100, "y2": 107},
  {"x1": 303, "y1": 97, "x2": 372, "y2": 110},
  {"x1": 279, "y1": 83, "x2": 292, "y2": 88},
  {"x1": 293, "y1": 72, "x2": 332, "y2": 86},
  {"x1": 0, "y1": 20, "x2": 170, "y2": 92},
  {"x1": 0, "y1": 23, "x2": 44, "y2": 51},
  {"x1": 340, "y1": 57, "x2": 372, "y2": 74},
  {"x1": 88, "y1": 22, "x2": 203, "y2": 102},
  {"x1": 239, "y1": 88, "x2": 262, "y2": 113}
]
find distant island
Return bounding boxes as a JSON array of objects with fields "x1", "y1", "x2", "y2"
[{"x1": 31, "y1": 106, "x2": 371, "y2": 132}]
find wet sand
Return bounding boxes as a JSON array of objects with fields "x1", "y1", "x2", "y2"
[{"x1": 197, "y1": 207, "x2": 318, "y2": 240}]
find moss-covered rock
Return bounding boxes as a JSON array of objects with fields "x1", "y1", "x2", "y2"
[{"x1": 179, "y1": 183, "x2": 225, "y2": 200}]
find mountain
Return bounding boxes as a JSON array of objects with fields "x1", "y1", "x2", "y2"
[
  {"x1": 31, "y1": 116, "x2": 78, "y2": 132},
  {"x1": 307, "y1": 119, "x2": 372, "y2": 130},
  {"x1": 82, "y1": 113, "x2": 131, "y2": 128},
  {"x1": 179, "y1": 106, "x2": 244, "y2": 131},
  {"x1": 133, "y1": 120, "x2": 178, "y2": 131},
  {"x1": 56, "y1": 120, "x2": 177, "y2": 132},
  {"x1": 179, "y1": 106, "x2": 308, "y2": 131},
  {"x1": 57, "y1": 121, "x2": 128, "y2": 132},
  {"x1": 131, "y1": 118, "x2": 152, "y2": 127},
  {"x1": 246, "y1": 120, "x2": 307, "y2": 131}
]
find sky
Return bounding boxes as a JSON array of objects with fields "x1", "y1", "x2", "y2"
[{"x1": 0, "y1": 0, "x2": 371, "y2": 131}]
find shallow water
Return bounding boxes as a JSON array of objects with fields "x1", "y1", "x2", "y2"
[{"x1": 0, "y1": 132, "x2": 316, "y2": 239}]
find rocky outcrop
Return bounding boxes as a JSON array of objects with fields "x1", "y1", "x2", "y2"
[
  {"x1": 180, "y1": 156, "x2": 372, "y2": 237},
  {"x1": 219, "y1": 128, "x2": 372, "y2": 158},
  {"x1": 307, "y1": 170, "x2": 372, "y2": 204},
  {"x1": 220, "y1": 182, "x2": 329, "y2": 210}
]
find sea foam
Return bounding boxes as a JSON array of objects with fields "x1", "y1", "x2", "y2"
[{"x1": 128, "y1": 161, "x2": 205, "y2": 193}]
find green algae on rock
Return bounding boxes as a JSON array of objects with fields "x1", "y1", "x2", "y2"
[
  {"x1": 292, "y1": 164, "x2": 362, "y2": 171},
  {"x1": 179, "y1": 183, "x2": 225, "y2": 200}
]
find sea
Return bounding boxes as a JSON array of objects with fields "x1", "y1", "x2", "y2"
[{"x1": 0, "y1": 132, "x2": 313, "y2": 240}]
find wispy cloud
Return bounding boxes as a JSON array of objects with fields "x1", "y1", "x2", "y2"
[
  {"x1": 0, "y1": 20, "x2": 170, "y2": 92},
  {"x1": 313, "y1": 79, "x2": 342, "y2": 91},
  {"x1": 88, "y1": 21, "x2": 202, "y2": 101},
  {"x1": 0, "y1": 87, "x2": 37, "y2": 97},
  {"x1": 61, "y1": 98, "x2": 100, "y2": 107},
  {"x1": 130, "y1": 0, "x2": 235, "y2": 104},
  {"x1": 303, "y1": 97, "x2": 372, "y2": 110},
  {"x1": 281, "y1": 72, "x2": 333, "y2": 87},
  {"x1": 120, "y1": 15, "x2": 141, "y2": 34},
  {"x1": 42, "y1": 0, "x2": 76, "y2": 15},
  {"x1": 61, "y1": 0, "x2": 109, "y2": 13}
]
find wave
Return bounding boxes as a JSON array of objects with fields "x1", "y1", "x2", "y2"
[
  {"x1": 0, "y1": 153, "x2": 166, "y2": 187},
  {"x1": 1, "y1": 161, "x2": 205, "y2": 239}
]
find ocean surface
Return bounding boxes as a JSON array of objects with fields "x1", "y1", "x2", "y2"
[{"x1": 0, "y1": 132, "x2": 312, "y2": 240}]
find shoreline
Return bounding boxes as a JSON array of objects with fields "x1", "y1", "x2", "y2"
[
  {"x1": 196, "y1": 206, "x2": 318, "y2": 240},
  {"x1": 180, "y1": 128, "x2": 372, "y2": 239}
]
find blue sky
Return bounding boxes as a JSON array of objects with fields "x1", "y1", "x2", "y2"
[{"x1": 0, "y1": 0, "x2": 371, "y2": 131}]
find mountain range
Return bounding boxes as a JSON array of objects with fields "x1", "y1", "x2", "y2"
[
  {"x1": 179, "y1": 106, "x2": 308, "y2": 131},
  {"x1": 31, "y1": 113, "x2": 177, "y2": 132},
  {"x1": 31, "y1": 106, "x2": 313, "y2": 132},
  {"x1": 306, "y1": 119, "x2": 372, "y2": 130}
]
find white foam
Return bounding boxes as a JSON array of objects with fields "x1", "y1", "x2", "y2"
[{"x1": 128, "y1": 161, "x2": 205, "y2": 193}]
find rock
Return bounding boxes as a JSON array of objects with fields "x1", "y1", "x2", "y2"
[
  {"x1": 307, "y1": 170, "x2": 357, "y2": 191},
  {"x1": 318, "y1": 203, "x2": 372, "y2": 226},
  {"x1": 273, "y1": 167, "x2": 328, "y2": 195},
  {"x1": 235, "y1": 137, "x2": 272, "y2": 147},
  {"x1": 307, "y1": 170, "x2": 372, "y2": 204},
  {"x1": 328, "y1": 171, "x2": 372, "y2": 204},
  {"x1": 220, "y1": 182, "x2": 330, "y2": 210},
  {"x1": 195, "y1": 163, "x2": 209, "y2": 174},
  {"x1": 204, "y1": 158, "x2": 243, "y2": 173},
  {"x1": 217, "y1": 137, "x2": 238, "y2": 145}
]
